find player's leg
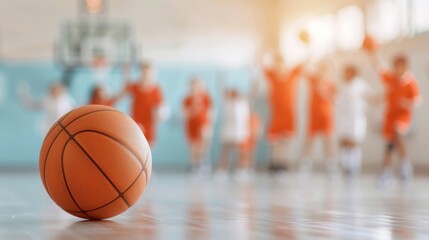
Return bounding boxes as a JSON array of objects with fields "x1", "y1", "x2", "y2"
[
  {"x1": 377, "y1": 140, "x2": 396, "y2": 187},
  {"x1": 268, "y1": 139, "x2": 282, "y2": 173},
  {"x1": 215, "y1": 142, "x2": 232, "y2": 180},
  {"x1": 298, "y1": 136, "x2": 314, "y2": 178},
  {"x1": 340, "y1": 138, "x2": 361, "y2": 177},
  {"x1": 395, "y1": 129, "x2": 413, "y2": 181},
  {"x1": 323, "y1": 134, "x2": 338, "y2": 178},
  {"x1": 236, "y1": 144, "x2": 252, "y2": 181}
]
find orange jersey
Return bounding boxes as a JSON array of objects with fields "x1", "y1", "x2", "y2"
[
  {"x1": 183, "y1": 92, "x2": 212, "y2": 143},
  {"x1": 264, "y1": 66, "x2": 303, "y2": 139},
  {"x1": 128, "y1": 84, "x2": 163, "y2": 143},
  {"x1": 380, "y1": 70, "x2": 420, "y2": 139},
  {"x1": 307, "y1": 76, "x2": 336, "y2": 136}
]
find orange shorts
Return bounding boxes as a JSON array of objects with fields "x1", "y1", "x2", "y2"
[
  {"x1": 382, "y1": 115, "x2": 412, "y2": 140},
  {"x1": 308, "y1": 113, "x2": 333, "y2": 137},
  {"x1": 186, "y1": 121, "x2": 210, "y2": 144},
  {"x1": 267, "y1": 114, "x2": 295, "y2": 141}
]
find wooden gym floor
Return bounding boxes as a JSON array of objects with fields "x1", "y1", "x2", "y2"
[{"x1": 0, "y1": 171, "x2": 428, "y2": 239}]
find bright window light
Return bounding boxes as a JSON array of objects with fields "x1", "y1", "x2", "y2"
[
  {"x1": 366, "y1": 0, "x2": 401, "y2": 42},
  {"x1": 413, "y1": 0, "x2": 429, "y2": 33},
  {"x1": 336, "y1": 5, "x2": 365, "y2": 51},
  {"x1": 306, "y1": 15, "x2": 336, "y2": 60},
  {"x1": 280, "y1": 20, "x2": 308, "y2": 65}
]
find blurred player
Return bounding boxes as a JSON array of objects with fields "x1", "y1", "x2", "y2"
[
  {"x1": 299, "y1": 60, "x2": 337, "y2": 178},
  {"x1": 238, "y1": 112, "x2": 262, "y2": 178},
  {"x1": 261, "y1": 53, "x2": 304, "y2": 174},
  {"x1": 183, "y1": 77, "x2": 213, "y2": 177},
  {"x1": 124, "y1": 63, "x2": 164, "y2": 146},
  {"x1": 336, "y1": 65, "x2": 377, "y2": 178},
  {"x1": 89, "y1": 85, "x2": 126, "y2": 106},
  {"x1": 364, "y1": 37, "x2": 421, "y2": 186},
  {"x1": 215, "y1": 88, "x2": 250, "y2": 180},
  {"x1": 18, "y1": 81, "x2": 75, "y2": 134}
]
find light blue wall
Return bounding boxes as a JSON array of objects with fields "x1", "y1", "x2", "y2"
[{"x1": 0, "y1": 61, "x2": 270, "y2": 169}]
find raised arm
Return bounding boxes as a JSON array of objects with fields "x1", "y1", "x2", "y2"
[{"x1": 17, "y1": 82, "x2": 44, "y2": 110}]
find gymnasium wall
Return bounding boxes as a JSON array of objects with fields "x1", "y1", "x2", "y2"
[
  {"x1": 0, "y1": 62, "x2": 271, "y2": 169},
  {"x1": 1, "y1": 34, "x2": 429, "y2": 170}
]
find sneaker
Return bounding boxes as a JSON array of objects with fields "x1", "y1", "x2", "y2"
[
  {"x1": 268, "y1": 162, "x2": 288, "y2": 174},
  {"x1": 377, "y1": 168, "x2": 394, "y2": 188},
  {"x1": 399, "y1": 161, "x2": 413, "y2": 182}
]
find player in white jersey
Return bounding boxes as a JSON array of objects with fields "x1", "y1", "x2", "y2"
[
  {"x1": 336, "y1": 65, "x2": 376, "y2": 177},
  {"x1": 19, "y1": 82, "x2": 75, "y2": 134},
  {"x1": 216, "y1": 88, "x2": 251, "y2": 180}
]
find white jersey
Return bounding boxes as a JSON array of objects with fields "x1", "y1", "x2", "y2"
[
  {"x1": 41, "y1": 94, "x2": 75, "y2": 133},
  {"x1": 336, "y1": 77, "x2": 373, "y2": 141},
  {"x1": 221, "y1": 98, "x2": 250, "y2": 143}
]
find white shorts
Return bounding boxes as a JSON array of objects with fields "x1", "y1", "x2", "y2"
[{"x1": 337, "y1": 114, "x2": 367, "y2": 142}]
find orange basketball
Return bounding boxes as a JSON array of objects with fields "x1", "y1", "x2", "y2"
[
  {"x1": 299, "y1": 30, "x2": 310, "y2": 44},
  {"x1": 362, "y1": 35, "x2": 379, "y2": 51},
  {"x1": 39, "y1": 105, "x2": 152, "y2": 220}
]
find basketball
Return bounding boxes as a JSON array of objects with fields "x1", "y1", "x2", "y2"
[
  {"x1": 299, "y1": 30, "x2": 310, "y2": 44},
  {"x1": 39, "y1": 105, "x2": 152, "y2": 220},
  {"x1": 362, "y1": 35, "x2": 378, "y2": 51}
]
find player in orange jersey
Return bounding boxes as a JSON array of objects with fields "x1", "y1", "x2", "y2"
[
  {"x1": 365, "y1": 47, "x2": 421, "y2": 186},
  {"x1": 299, "y1": 60, "x2": 337, "y2": 179},
  {"x1": 183, "y1": 77, "x2": 213, "y2": 177},
  {"x1": 124, "y1": 63, "x2": 164, "y2": 146},
  {"x1": 261, "y1": 52, "x2": 304, "y2": 174}
]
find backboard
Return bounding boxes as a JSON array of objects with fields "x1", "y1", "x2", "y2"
[{"x1": 56, "y1": 17, "x2": 138, "y2": 68}]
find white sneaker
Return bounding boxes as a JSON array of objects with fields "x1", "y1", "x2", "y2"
[
  {"x1": 399, "y1": 161, "x2": 413, "y2": 182},
  {"x1": 377, "y1": 168, "x2": 394, "y2": 188}
]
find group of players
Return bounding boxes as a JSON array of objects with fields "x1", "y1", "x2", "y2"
[{"x1": 19, "y1": 35, "x2": 422, "y2": 186}]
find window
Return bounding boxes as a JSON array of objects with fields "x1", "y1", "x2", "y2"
[
  {"x1": 280, "y1": 20, "x2": 308, "y2": 65},
  {"x1": 413, "y1": 0, "x2": 429, "y2": 33},
  {"x1": 336, "y1": 5, "x2": 365, "y2": 50},
  {"x1": 306, "y1": 15, "x2": 336, "y2": 59},
  {"x1": 366, "y1": 0, "x2": 402, "y2": 42}
]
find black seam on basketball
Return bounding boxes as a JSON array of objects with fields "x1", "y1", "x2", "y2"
[
  {"x1": 66, "y1": 148, "x2": 150, "y2": 214},
  {"x1": 74, "y1": 130, "x2": 146, "y2": 168},
  {"x1": 45, "y1": 110, "x2": 74, "y2": 138},
  {"x1": 58, "y1": 123, "x2": 131, "y2": 207},
  {"x1": 42, "y1": 109, "x2": 124, "y2": 194},
  {"x1": 144, "y1": 150, "x2": 150, "y2": 187},
  {"x1": 66, "y1": 167, "x2": 146, "y2": 214},
  {"x1": 61, "y1": 138, "x2": 96, "y2": 220}
]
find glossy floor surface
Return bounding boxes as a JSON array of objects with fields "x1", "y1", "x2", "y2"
[{"x1": 0, "y1": 171, "x2": 429, "y2": 240}]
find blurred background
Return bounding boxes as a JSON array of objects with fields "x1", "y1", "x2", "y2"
[{"x1": 0, "y1": 0, "x2": 428, "y2": 170}]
